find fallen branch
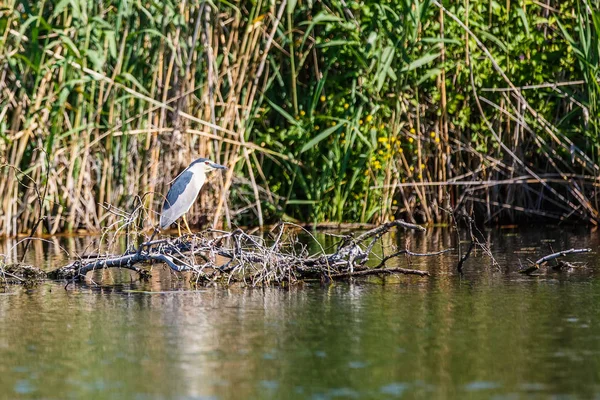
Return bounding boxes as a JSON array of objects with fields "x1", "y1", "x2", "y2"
[
  {"x1": 39, "y1": 220, "x2": 448, "y2": 286},
  {"x1": 535, "y1": 248, "x2": 592, "y2": 266},
  {"x1": 519, "y1": 247, "x2": 592, "y2": 275}
]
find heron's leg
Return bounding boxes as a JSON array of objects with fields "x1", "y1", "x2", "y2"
[
  {"x1": 177, "y1": 222, "x2": 182, "y2": 237},
  {"x1": 183, "y1": 214, "x2": 193, "y2": 235}
]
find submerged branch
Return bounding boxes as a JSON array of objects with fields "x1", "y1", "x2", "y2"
[{"x1": 328, "y1": 267, "x2": 430, "y2": 279}]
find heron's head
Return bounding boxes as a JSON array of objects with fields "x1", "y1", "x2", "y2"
[{"x1": 190, "y1": 158, "x2": 227, "y2": 173}]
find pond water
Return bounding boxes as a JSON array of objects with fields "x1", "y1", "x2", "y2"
[{"x1": 1, "y1": 226, "x2": 600, "y2": 399}]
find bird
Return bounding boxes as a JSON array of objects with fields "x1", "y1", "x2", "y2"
[{"x1": 159, "y1": 157, "x2": 227, "y2": 231}]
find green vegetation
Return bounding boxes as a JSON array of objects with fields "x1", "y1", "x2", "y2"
[{"x1": 1, "y1": 0, "x2": 599, "y2": 235}]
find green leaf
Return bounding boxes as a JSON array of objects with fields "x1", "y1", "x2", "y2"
[
  {"x1": 118, "y1": 73, "x2": 149, "y2": 94},
  {"x1": 516, "y1": 8, "x2": 530, "y2": 36},
  {"x1": 286, "y1": 200, "x2": 318, "y2": 204},
  {"x1": 60, "y1": 34, "x2": 81, "y2": 58},
  {"x1": 287, "y1": 0, "x2": 297, "y2": 14},
  {"x1": 86, "y1": 49, "x2": 104, "y2": 69},
  {"x1": 421, "y1": 37, "x2": 461, "y2": 45},
  {"x1": 265, "y1": 97, "x2": 302, "y2": 127},
  {"x1": 105, "y1": 30, "x2": 117, "y2": 59},
  {"x1": 376, "y1": 46, "x2": 395, "y2": 92},
  {"x1": 301, "y1": 123, "x2": 343, "y2": 153},
  {"x1": 52, "y1": 0, "x2": 70, "y2": 18},
  {"x1": 401, "y1": 51, "x2": 440, "y2": 72},
  {"x1": 478, "y1": 30, "x2": 508, "y2": 53},
  {"x1": 299, "y1": 12, "x2": 343, "y2": 48},
  {"x1": 416, "y1": 68, "x2": 442, "y2": 85},
  {"x1": 317, "y1": 40, "x2": 360, "y2": 48}
]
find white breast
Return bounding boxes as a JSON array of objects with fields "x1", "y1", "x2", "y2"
[{"x1": 160, "y1": 165, "x2": 207, "y2": 229}]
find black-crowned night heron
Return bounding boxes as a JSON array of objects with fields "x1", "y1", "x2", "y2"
[{"x1": 159, "y1": 157, "x2": 227, "y2": 231}]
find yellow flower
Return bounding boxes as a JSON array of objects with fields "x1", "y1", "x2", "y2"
[
  {"x1": 430, "y1": 131, "x2": 436, "y2": 138},
  {"x1": 378, "y1": 150, "x2": 384, "y2": 155},
  {"x1": 418, "y1": 174, "x2": 422, "y2": 179},
  {"x1": 389, "y1": 215, "x2": 395, "y2": 221},
  {"x1": 331, "y1": 121, "x2": 337, "y2": 126},
  {"x1": 377, "y1": 137, "x2": 388, "y2": 143},
  {"x1": 408, "y1": 137, "x2": 414, "y2": 143},
  {"x1": 434, "y1": 137, "x2": 440, "y2": 143},
  {"x1": 295, "y1": 115, "x2": 300, "y2": 120},
  {"x1": 320, "y1": 95, "x2": 326, "y2": 102},
  {"x1": 409, "y1": 128, "x2": 416, "y2": 134},
  {"x1": 409, "y1": 166, "x2": 414, "y2": 171},
  {"x1": 315, "y1": 125, "x2": 320, "y2": 130},
  {"x1": 344, "y1": 103, "x2": 349, "y2": 109},
  {"x1": 421, "y1": 163, "x2": 425, "y2": 170},
  {"x1": 300, "y1": 110, "x2": 306, "y2": 116},
  {"x1": 398, "y1": 148, "x2": 403, "y2": 153},
  {"x1": 366, "y1": 115, "x2": 373, "y2": 122},
  {"x1": 359, "y1": 119, "x2": 363, "y2": 125},
  {"x1": 341, "y1": 132, "x2": 345, "y2": 138},
  {"x1": 385, "y1": 144, "x2": 391, "y2": 150},
  {"x1": 390, "y1": 137, "x2": 396, "y2": 143},
  {"x1": 392, "y1": 199, "x2": 398, "y2": 205},
  {"x1": 380, "y1": 124, "x2": 385, "y2": 129},
  {"x1": 341, "y1": 140, "x2": 346, "y2": 145}
]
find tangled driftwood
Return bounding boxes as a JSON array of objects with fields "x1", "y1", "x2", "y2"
[{"x1": 37, "y1": 220, "x2": 450, "y2": 286}]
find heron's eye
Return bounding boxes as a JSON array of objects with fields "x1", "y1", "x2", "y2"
[{"x1": 205, "y1": 161, "x2": 209, "y2": 165}]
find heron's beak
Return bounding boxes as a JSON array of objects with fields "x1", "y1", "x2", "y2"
[{"x1": 209, "y1": 162, "x2": 227, "y2": 170}]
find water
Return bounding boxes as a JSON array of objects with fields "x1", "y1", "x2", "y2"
[{"x1": 1, "y1": 226, "x2": 600, "y2": 399}]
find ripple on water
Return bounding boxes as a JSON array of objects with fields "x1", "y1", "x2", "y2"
[
  {"x1": 310, "y1": 387, "x2": 360, "y2": 399},
  {"x1": 14, "y1": 379, "x2": 35, "y2": 394},
  {"x1": 379, "y1": 383, "x2": 408, "y2": 396},
  {"x1": 260, "y1": 380, "x2": 279, "y2": 390},
  {"x1": 519, "y1": 382, "x2": 548, "y2": 391},
  {"x1": 347, "y1": 361, "x2": 367, "y2": 369},
  {"x1": 464, "y1": 381, "x2": 502, "y2": 391}
]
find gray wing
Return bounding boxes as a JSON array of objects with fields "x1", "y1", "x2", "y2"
[{"x1": 160, "y1": 170, "x2": 194, "y2": 229}]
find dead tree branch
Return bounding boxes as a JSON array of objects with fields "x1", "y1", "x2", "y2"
[
  {"x1": 535, "y1": 248, "x2": 592, "y2": 266},
  {"x1": 39, "y1": 220, "x2": 449, "y2": 286}
]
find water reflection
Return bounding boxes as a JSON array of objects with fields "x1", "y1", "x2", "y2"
[{"x1": 0, "y1": 226, "x2": 599, "y2": 399}]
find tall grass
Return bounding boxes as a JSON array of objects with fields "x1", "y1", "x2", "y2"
[
  {"x1": 247, "y1": 0, "x2": 600, "y2": 225},
  {"x1": 1, "y1": 0, "x2": 600, "y2": 236},
  {"x1": 1, "y1": 0, "x2": 288, "y2": 235}
]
